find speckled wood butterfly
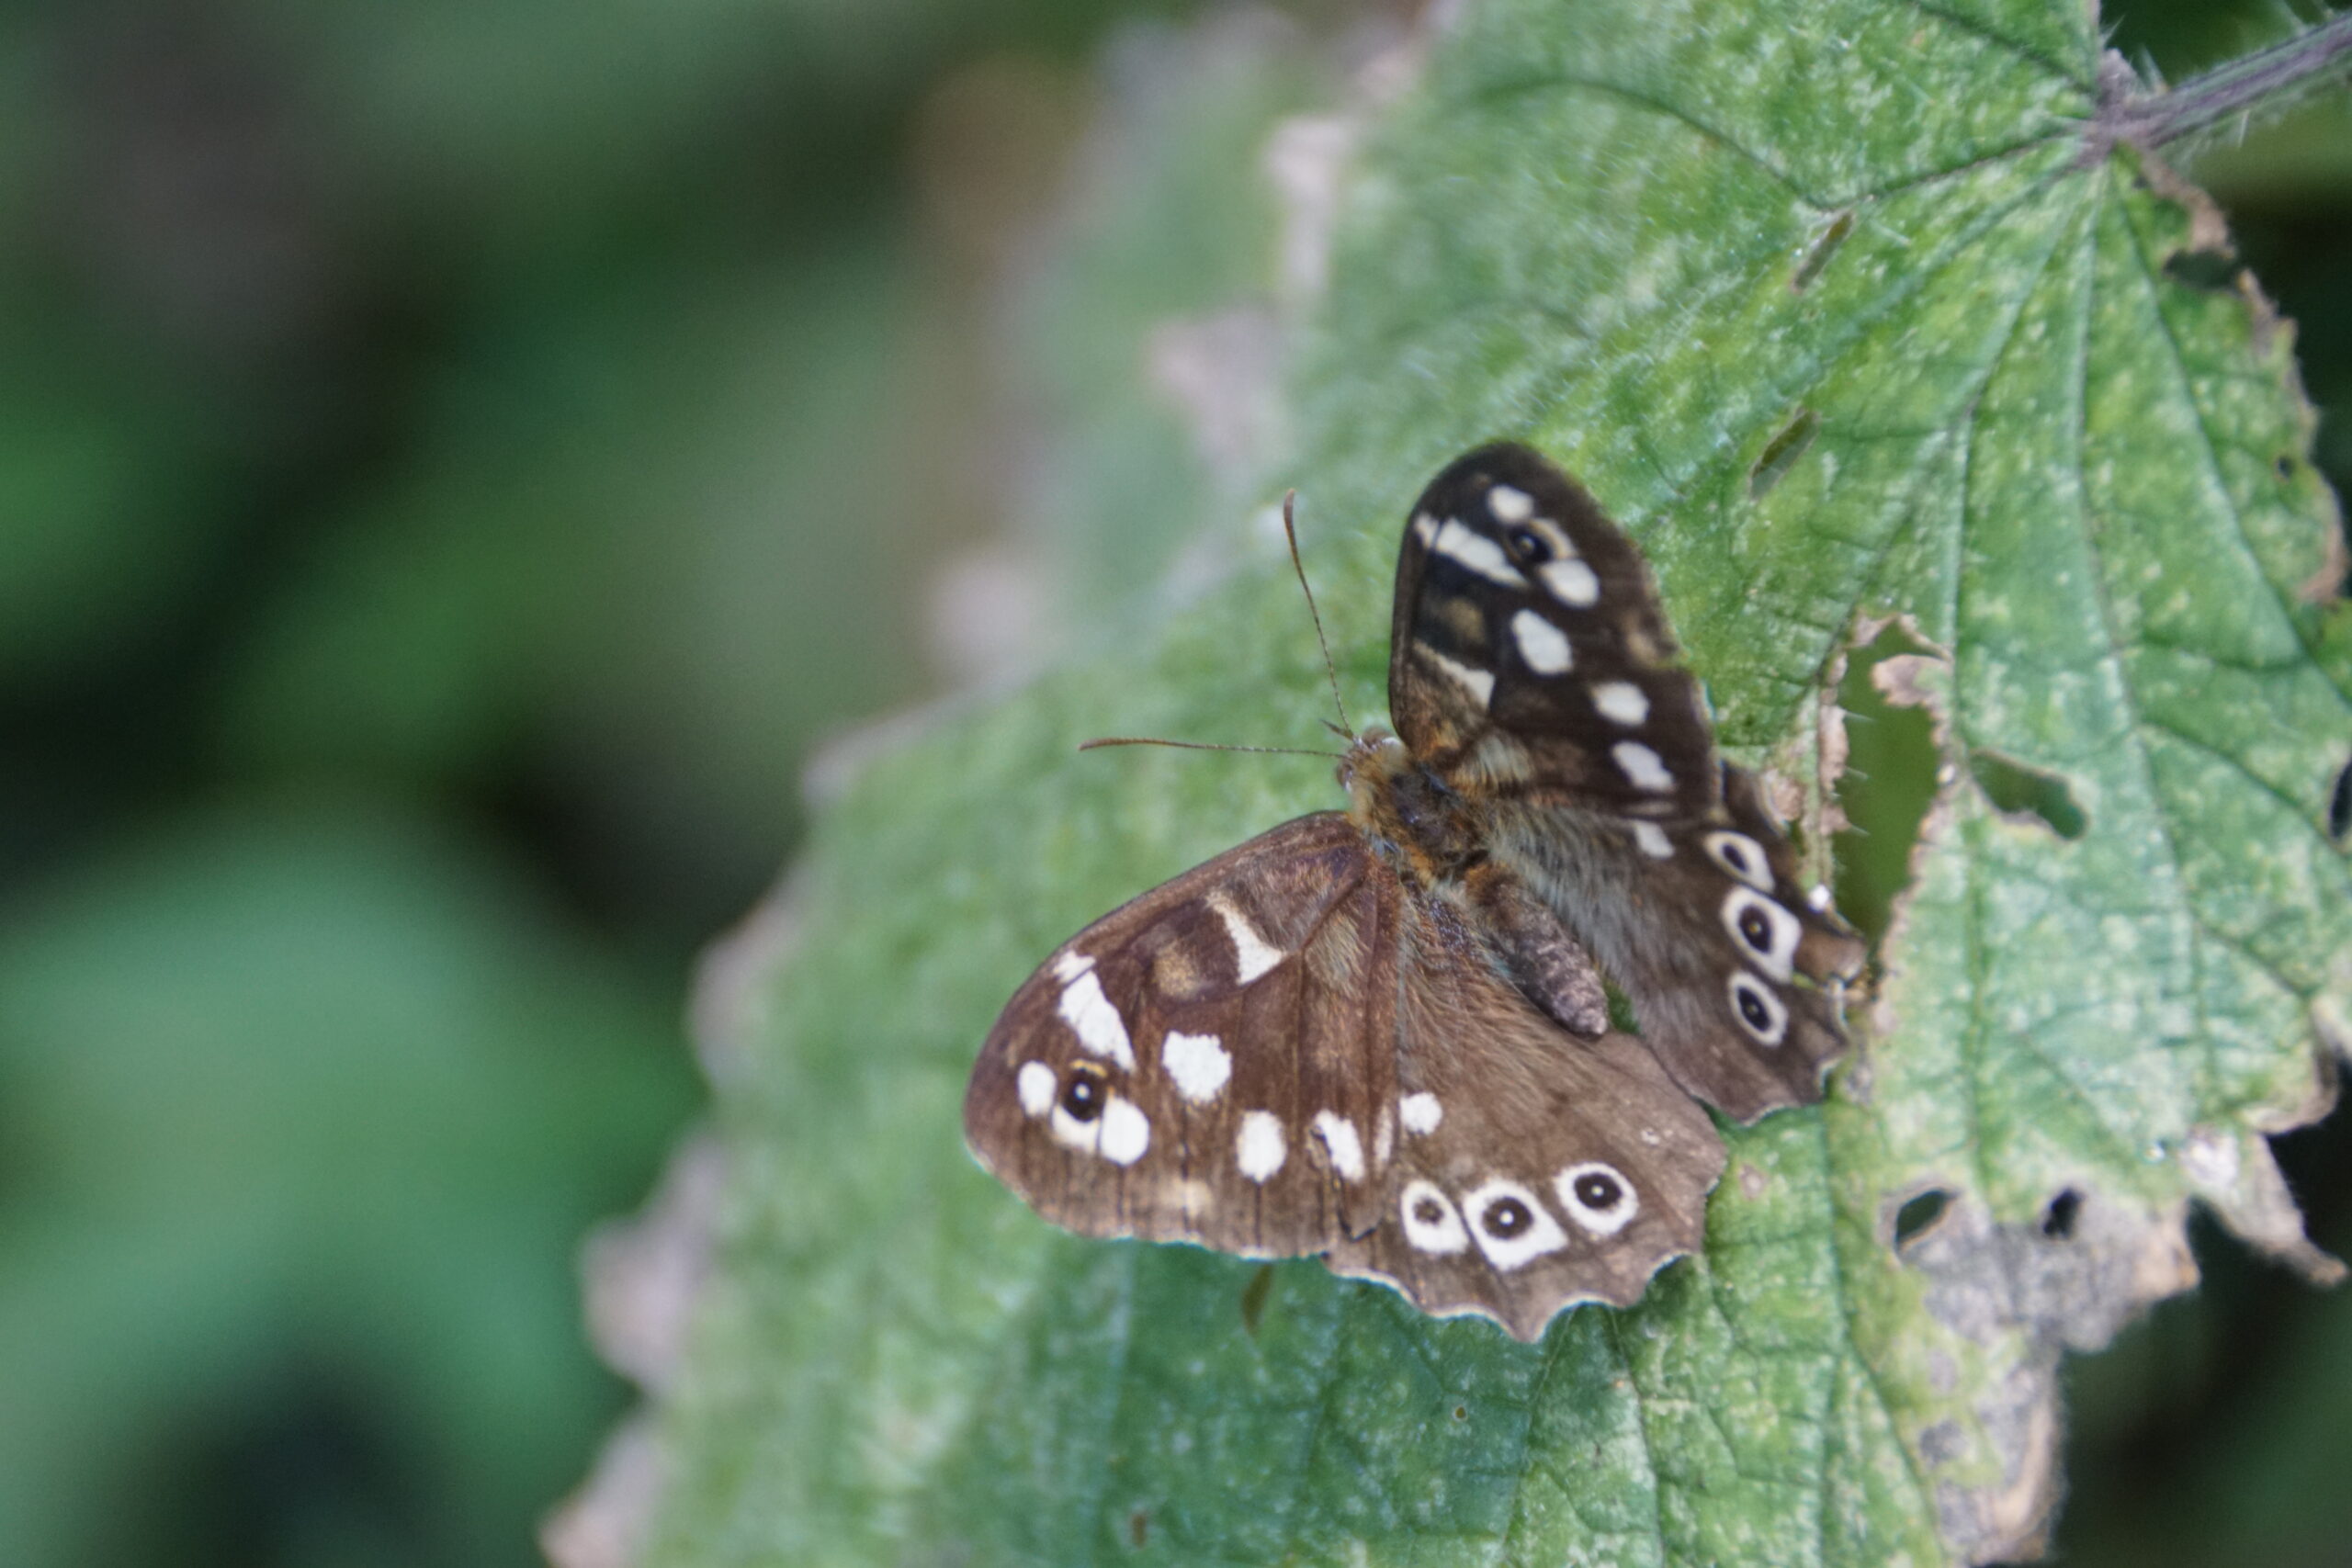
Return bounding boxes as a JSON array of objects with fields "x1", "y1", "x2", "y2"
[{"x1": 964, "y1": 444, "x2": 1863, "y2": 1340}]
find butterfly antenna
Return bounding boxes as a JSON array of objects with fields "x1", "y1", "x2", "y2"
[
  {"x1": 1282, "y1": 490, "x2": 1353, "y2": 737},
  {"x1": 1079, "y1": 736, "x2": 1345, "y2": 760}
]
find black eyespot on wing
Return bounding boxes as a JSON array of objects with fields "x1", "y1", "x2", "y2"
[
  {"x1": 1060, "y1": 1074, "x2": 1104, "y2": 1122},
  {"x1": 1505, "y1": 524, "x2": 1551, "y2": 562},
  {"x1": 1736, "y1": 986, "x2": 1772, "y2": 1032},
  {"x1": 1483, "y1": 1197, "x2": 1533, "y2": 1238},
  {"x1": 1412, "y1": 1194, "x2": 1447, "y2": 1226},
  {"x1": 1573, "y1": 1171, "x2": 1623, "y2": 1211},
  {"x1": 1736, "y1": 907, "x2": 1772, "y2": 952}
]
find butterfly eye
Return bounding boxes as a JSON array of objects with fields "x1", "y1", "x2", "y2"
[
  {"x1": 1505, "y1": 525, "x2": 1552, "y2": 562},
  {"x1": 1060, "y1": 1073, "x2": 1105, "y2": 1122}
]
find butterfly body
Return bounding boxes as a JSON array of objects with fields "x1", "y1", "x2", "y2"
[{"x1": 965, "y1": 444, "x2": 1863, "y2": 1339}]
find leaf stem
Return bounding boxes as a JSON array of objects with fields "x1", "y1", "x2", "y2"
[{"x1": 2093, "y1": 13, "x2": 2352, "y2": 159}]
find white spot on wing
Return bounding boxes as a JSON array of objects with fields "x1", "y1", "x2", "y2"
[
  {"x1": 1099, "y1": 1098, "x2": 1150, "y2": 1165},
  {"x1": 1412, "y1": 512, "x2": 1439, "y2": 547},
  {"x1": 1051, "y1": 950, "x2": 1093, "y2": 983},
  {"x1": 1049, "y1": 1104, "x2": 1097, "y2": 1151},
  {"x1": 1313, "y1": 1111, "x2": 1366, "y2": 1182},
  {"x1": 1206, "y1": 892, "x2": 1284, "y2": 983},
  {"x1": 1236, "y1": 1111, "x2": 1286, "y2": 1181},
  {"x1": 1160, "y1": 1031, "x2": 1231, "y2": 1104},
  {"x1": 1721, "y1": 886, "x2": 1800, "y2": 981},
  {"x1": 1016, "y1": 1061, "x2": 1057, "y2": 1118},
  {"x1": 1057, "y1": 969, "x2": 1135, "y2": 1070},
  {"x1": 1556, "y1": 1162, "x2": 1639, "y2": 1235},
  {"x1": 1632, "y1": 820, "x2": 1673, "y2": 859},
  {"x1": 1612, "y1": 740, "x2": 1675, "y2": 793},
  {"x1": 1510, "y1": 609, "x2": 1573, "y2": 674},
  {"x1": 1399, "y1": 1180, "x2": 1470, "y2": 1254},
  {"x1": 1487, "y1": 483, "x2": 1534, "y2": 523},
  {"x1": 1591, "y1": 681, "x2": 1650, "y2": 725},
  {"x1": 1430, "y1": 518, "x2": 1528, "y2": 587},
  {"x1": 1400, "y1": 1092, "x2": 1442, "y2": 1134},
  {"x1": 1462, "y1": 1179, "x2": 1570, "y2": 1270},
  {"x1": 1539, "y1": 558, "x2": 1600, "y2": 607},
  {"x1": 1417, "y1": 644, "x2": 1496, "y2": 707}
]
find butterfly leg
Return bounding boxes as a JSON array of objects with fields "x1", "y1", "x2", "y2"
[{"x1": 1463, "y1": 863, "x2": 1610, "y2": 1037}]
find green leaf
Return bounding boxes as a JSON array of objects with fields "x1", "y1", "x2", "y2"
[{"x1": 641, "y1": 4, "x2": 2351, "y2": 1564}]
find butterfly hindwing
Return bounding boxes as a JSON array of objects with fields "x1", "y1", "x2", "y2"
[{"x1": 1326, "y1": 886, "x2": 1724, "y2": 1341}]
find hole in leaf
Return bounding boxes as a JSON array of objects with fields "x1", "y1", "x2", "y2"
[
  {"x1": 2163, "y1": 247, "x2": 2241, "y2": 292},
  {"x1": 2332, "y1": 757, "x2": 2352, "y2": 841},
  {"x1": 1239, "y1": 1262, "x2": 1275, "y2": 1337},
  {"x1": 1747, "y1": 407, "x2": 1820, "y2": 499},
  {"x1": 2042, "y1": 1189, "x2": 2083, "y2": 1239},
  {"x1": 2277, "y1": 453, "x2": 2298, "y2": 480},
  {"x1": 1831, "y1": 624, "x2": 1942, "y2": 946},
  {"x1": 1792, "y1": 209, "x2": 1853, "y2": 291},
  {"x1": 1453, "y1": 1404, "x2": 1469, "y2": 1422},
  {"x1": 1894, "y1": 1188, "x2": 1953, "y2": 1249},
  {"x1": 1970, "y1": 750, "x2": 2087, "y2": 840}
]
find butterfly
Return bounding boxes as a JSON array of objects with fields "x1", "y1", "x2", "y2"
[{"x1": 963, "y1": 443, "x2": 1864, "y2": 1341}]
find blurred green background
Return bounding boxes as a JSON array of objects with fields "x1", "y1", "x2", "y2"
[{"x1": 0, "y1": 3, "x2": 2341, "y2": 1566}]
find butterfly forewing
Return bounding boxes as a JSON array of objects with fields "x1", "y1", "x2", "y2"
[
  {"x1": 965, "y1": 814, "x2": 1398, "y2": 1258},
  {"x1": 1390, "y1": 444, "x2": 1863, "y2": 1122},
  {"x1": 1389, "y1": 444, "x2": 1718, "y2": 818}
]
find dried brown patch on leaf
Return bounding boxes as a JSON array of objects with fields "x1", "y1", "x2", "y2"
[
  {"x1": 547, "y1": 1134, "x2": 729, "y2": 1568},
  {"x1": 542, "y1": 1415, "x2": 667, "y2": 1568},
  {"x1": 690, "y1": 868, "x2": 809, "y2": 1087},
  {"x1": 1900, "y1": 1188, "x2": 2199, "y2": 1562}
]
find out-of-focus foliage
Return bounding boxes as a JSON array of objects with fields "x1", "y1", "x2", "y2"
[
  {"x1": 0, "y1": 806, "x2": 691, "y2": 1567},
  {"x1": 0, "y1": 2, "x2": 1193, "y2": 1566}
]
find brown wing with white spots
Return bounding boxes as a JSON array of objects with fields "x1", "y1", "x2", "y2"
[
  {"x1": 964, "y1": 813, "x2": 1402, "y2": 1258},
  {"x1": 1487, "y1": 771, "x2": 1863, "y2": 1123},
  {"x1": 1387, "y1": 442, "x2": 1718, "y2": 817},
  {"x1": 1388, "y1": 442, "x2": 1865, "y2": 1122},
  {"x1": 1325, "y1": 885, "x2": 1724, "y2": 1342}
]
